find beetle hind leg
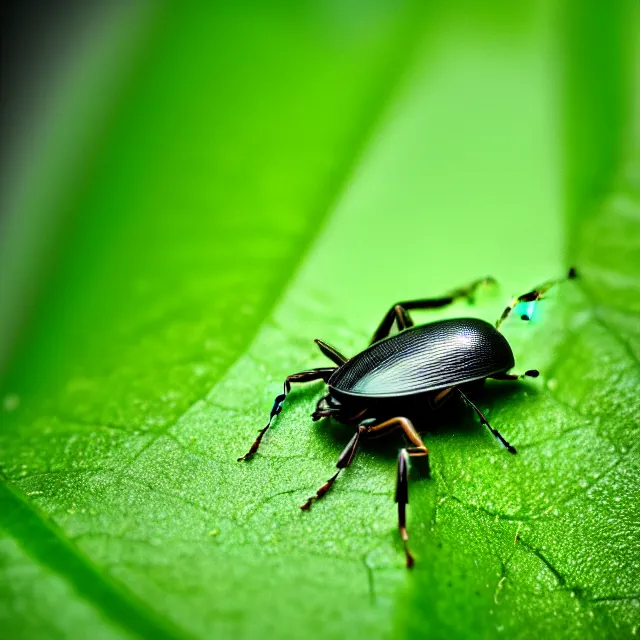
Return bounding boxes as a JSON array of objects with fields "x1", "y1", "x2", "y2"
[
  {"x1": 370, "y1": 277, "x2": 496, "y2": 344},
  {"x1": 495, "y1": 267, "x2": 577, "y2": 330}
]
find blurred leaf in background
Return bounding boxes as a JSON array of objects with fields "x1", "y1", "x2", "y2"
[{"x1": 1, "y1": 1, "x2": 638, "y2": 639}]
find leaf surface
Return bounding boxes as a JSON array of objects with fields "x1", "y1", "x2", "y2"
[{"x1": 1, "y1": 3, "x2": 638, "y2": 639}]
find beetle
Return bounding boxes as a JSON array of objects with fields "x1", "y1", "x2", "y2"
[{"x1": 238, "y1": 269, "x2": 577, "y2": 567}]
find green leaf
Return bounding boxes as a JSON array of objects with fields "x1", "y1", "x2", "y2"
[{"x1": 1, "y1": 2, "x2": 638, "y2": 639}]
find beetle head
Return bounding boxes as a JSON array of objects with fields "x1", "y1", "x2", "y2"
[{"x1": 312, "y1": 394, "x2": 341, "y2": 421}]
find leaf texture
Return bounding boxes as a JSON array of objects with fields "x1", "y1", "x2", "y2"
[{"x1": 1, "y1": 2, "x2": 638, "y2": 639}]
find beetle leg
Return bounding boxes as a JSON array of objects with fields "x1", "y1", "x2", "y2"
[
  {"x1": 365, "y1": 415, "x2": 428, "y2": 567},
  {"x1": 457, "y1": 389, "x2": 517, "y2": 454},
  {"x1": 237, "y1": 367, "x2": 335, "y2": 461},
  {"x1": 393, "y1": 305, "x2": 414, "y2": 331},
  {"x1": 314, "y1": 339, "x2": 348, "y2": 365},
  {"x1": 300, "y1": 425, "x2": 366, "y2": 510},
  {"x1": 491, "y1": 370, "x2": 539, "y2": 381},
  {"x1": 368, "y1": 305, "x2": 413, "y2": 344},
  {"x1": 495, "y1": 267, "x2": 577, "y2": 330},
  {"x1": 370, "y1": 277, "x2": 496, "y2": 344},
  {"x1": 367, "y1": 416, "x2": 430, "y2": 471},
  {"x1": 396, "y1": 449, "x2": 414, "y2": 568},
  {"x1": 432, "y1": 387, "x2": 455, "y2": 406}
]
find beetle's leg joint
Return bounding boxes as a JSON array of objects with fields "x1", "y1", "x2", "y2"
[{"x1": 395, "y1": 449, "x2": 415, "y2": 568}]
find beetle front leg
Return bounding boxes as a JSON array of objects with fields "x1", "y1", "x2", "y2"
[
  {"x1": 237, "y1": 367, "x2": 335, "y2": 461},
  {"x1": 370, "y1": 276, "x2": 496, "y2": 344},
  {"x1": 300, "y1": 424, "x2": 366, "y2": 510},
  {"x1": 457, "y1": 388, "x2": 516, "y2": 454}
]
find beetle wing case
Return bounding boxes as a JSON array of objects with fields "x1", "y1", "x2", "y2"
[{"x1": 329, "y1": 318, "x2": 514, "y2": 398}]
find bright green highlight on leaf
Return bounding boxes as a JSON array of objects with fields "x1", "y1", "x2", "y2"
[{"x1": 1, "y1": 2, "x2": 639, "y2": 639}]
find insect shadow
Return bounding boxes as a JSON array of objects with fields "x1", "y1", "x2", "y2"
[{"x1": 308, "y1": 378, "x2": 535, "y2": 462}]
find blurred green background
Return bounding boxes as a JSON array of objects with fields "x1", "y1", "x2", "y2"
[{"x1": 1, "y1": 2, "x2": 638, "y2": 639}]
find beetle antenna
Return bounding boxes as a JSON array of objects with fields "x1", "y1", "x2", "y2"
[
  {"x1": 238, "y1": 368, "x2": 335, "y2": 461},
  {"x1": 237, "y1": 392, "x2": 286, "y2": 461}
]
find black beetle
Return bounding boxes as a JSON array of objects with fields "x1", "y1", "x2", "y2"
[{"x1": 239, "y1": 269, "x2": 576, "y2": 567}]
